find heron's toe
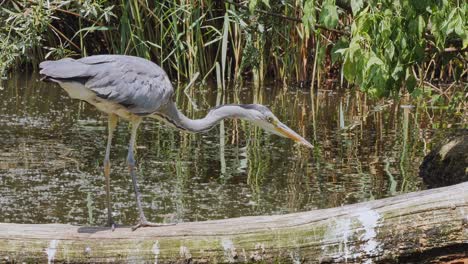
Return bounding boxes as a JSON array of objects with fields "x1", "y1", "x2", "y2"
[{"x1": 131, "y1": 219, "x2": 176, "y2": 231}]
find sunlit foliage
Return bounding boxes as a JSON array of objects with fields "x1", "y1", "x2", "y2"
[{"x1": 0, "y1": 0, "x2": 466, "y2": 97}]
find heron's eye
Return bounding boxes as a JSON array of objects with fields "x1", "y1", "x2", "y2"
[{"x1": 267, "y1": 117, "x2": 274, "y2": 123}]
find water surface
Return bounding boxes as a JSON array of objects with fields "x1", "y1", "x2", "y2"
[{"x1": 0, "y1": 73, "x2": 464, "y2": 225}]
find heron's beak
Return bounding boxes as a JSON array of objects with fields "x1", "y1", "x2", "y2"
[{"x1": 275, "y1": 122, "x2": 313, "y2": 149}]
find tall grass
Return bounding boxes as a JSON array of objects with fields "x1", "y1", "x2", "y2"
[{"x1": 0, "y1": 0, "x2": 466, "y2": 99}]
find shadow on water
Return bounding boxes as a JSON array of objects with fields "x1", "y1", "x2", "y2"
[{"x1": 0, "y1": 73, "x2": 464, "y2": 225}]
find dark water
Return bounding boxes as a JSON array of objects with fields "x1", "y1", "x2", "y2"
[{"x1": 0, "y1": 73, "x2": 464, "y2": 226}]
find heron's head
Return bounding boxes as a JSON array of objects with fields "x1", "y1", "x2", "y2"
[{"x1": 238, "y1": 104, "x2": 313, "y2": 149}]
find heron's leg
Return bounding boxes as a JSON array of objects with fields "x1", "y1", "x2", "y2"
[
  {"x1": 127, "y1": 118, "x2": 145, "y2": 219},
  {"x1": 104, "y1": 114, "x2": 118, "y2": 226},
  {"x1": 127, "y1": 118, "x2": 175, "y2": 231}
]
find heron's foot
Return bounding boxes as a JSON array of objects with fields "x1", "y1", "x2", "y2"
[{"x1": 131, "y1": 219, "x2": 175, "y2": 231}]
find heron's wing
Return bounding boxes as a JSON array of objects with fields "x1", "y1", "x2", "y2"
[
  {"x1": 40, "y1": 55, "x2": 174, "y2": 115},
  {"x1": 81, "y1": 55, "x2": 174, "y2": 115},
  {"x1": 39, "y1": 58, "x2": 91, "y2": 79}
]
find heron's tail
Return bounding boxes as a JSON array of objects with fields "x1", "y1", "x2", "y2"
[{"x1": 39, "y1": 58, "x2": 91, "y2": 82}]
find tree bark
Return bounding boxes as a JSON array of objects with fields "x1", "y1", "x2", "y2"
[{"x1": 1, "y1": 182, "x2": 467, "y2": 263}]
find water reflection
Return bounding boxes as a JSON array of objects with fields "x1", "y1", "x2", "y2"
[{"x1": 0, "y1": 73, "x2": 464, "y2": 225}]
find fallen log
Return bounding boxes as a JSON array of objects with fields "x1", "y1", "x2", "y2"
[{"x1": 1, "y1": 182, "x2": 467, "y2": 263}]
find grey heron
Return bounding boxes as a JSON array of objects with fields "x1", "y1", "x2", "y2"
[{"x1": 39, "y1": 55, "x2": 313, "y2": 230}]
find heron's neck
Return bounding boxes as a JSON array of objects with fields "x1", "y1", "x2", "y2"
[{"x1": 153, "y1": 102, "x2": 252, "y2": 133}]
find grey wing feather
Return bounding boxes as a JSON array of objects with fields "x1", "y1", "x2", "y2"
[
  {"x1": 82, "y1": 55, "x2": 173, "y2": 114},
  {"x1": 40, "y1": 55, "x2": 174, "y2": 115},
  {"x1": 39, "y1": 58, "x2": 90, "y2": 79}
]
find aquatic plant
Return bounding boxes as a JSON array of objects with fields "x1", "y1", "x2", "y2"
[{"x1": 0, "y1": 0, "x2": 466, "y2": 98}]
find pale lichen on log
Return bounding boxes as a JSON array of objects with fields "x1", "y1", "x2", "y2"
[{"x1": 0, "y1": 182, "x2": 467, "y2": 263}]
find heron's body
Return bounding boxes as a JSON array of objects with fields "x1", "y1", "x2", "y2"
[
  {"x1": 40, "y1": 55, "x2": 312, "y2": 230},
  {"x1": 41, "y1": 55, "x2": 172, "y2": 121}
]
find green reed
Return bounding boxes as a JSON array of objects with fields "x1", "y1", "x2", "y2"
[{"x1": 0, "y1": 0, "x2": 466, "y2": 100}]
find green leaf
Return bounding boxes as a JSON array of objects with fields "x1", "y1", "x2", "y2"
[
  {"x1": 413, "y1": 43, "x2": 425, "y2": 63},
  {"x1": 384, "y1": 42, "x2": 395, "y2": 60},
  {"x1": 302, "y1": 0, "x2": 316, "y2": 38},
  {"x1": 72, "y1": 26, "x2": 114, "y2": 39},
  {"x1": 379, "y1": 19, "x2": 392, "y2": 40},
  {"x1": 409, "y1": 15, "x2": 426, "y2": 38},
  {"x1": 444, "y1": 8, "x2": 459, "y2": 36},
  {"x1": 431, "y1": 94, "x2": 441, "y2": 104},
  {"x1": 331, "y1": 38, "x2": 349, "y2": 64},
  {"x1": 249, "y1": 0, "x2": 258, "y2": 13},
  {"x1": 355, "y1": 51, "x2": 368, "y2": 85},
  {"x1": 453, "y1": 12, "x2": 464, "y2": 36},
  {"x1": 406, "y1": 74, "x2": 417, "y2": 93},
  {"x1": 346, "y1": 39, "x2": 360, "y2": 62},
  {"x1": 319, "y1": 0, "x2": 339, "y2": 29},
  {"x1": 351, "y1": 0, "x2": 363, "y2": 16},
  {"x1": 410, "y1": 87, "x2": 424, "y2": 98},
  {"x1": 410, "y1": 0, "x2": 431, "y2": 12},
  {"x1": 343, "y1": 56, "x2": 356, "y2": 82},
  {"x1": 417, "y1": 15, "x2": 426, "y2": 38},
  {"x1": 391, "y1": 63, "x2": 404, "y2": 81},
  {"x1": 366, "y1": 54, "x2": 384, "y2": 71},
  {"x1": 317, "y1": 45, "x2": 327, "y2": 66},
  {"x1": 261, "y1": 0, "x2": 270, "y2": 8}
]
